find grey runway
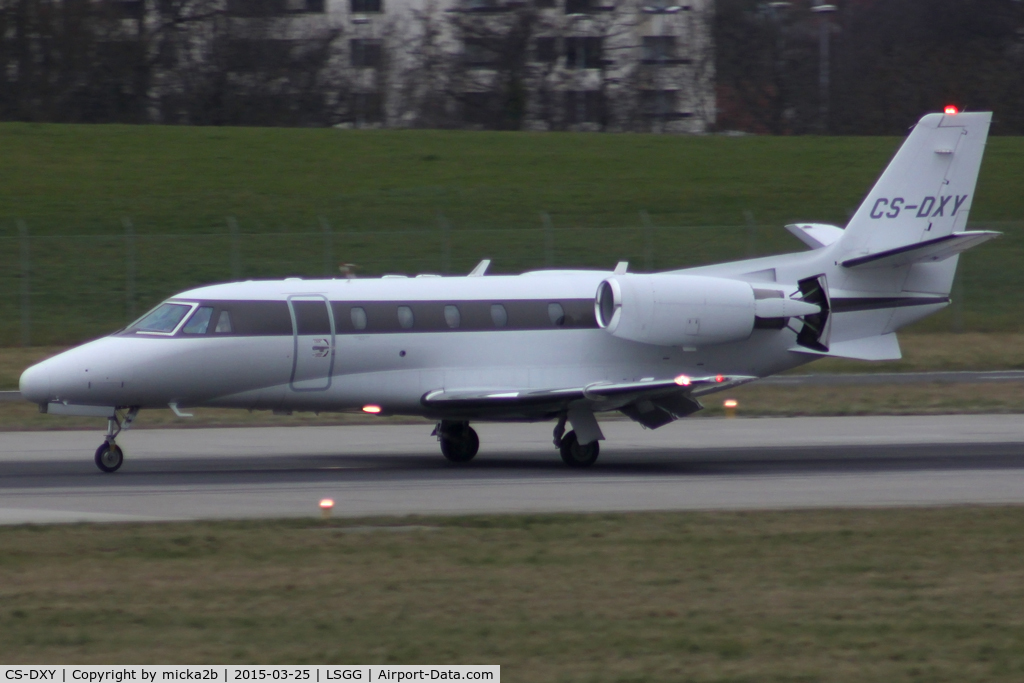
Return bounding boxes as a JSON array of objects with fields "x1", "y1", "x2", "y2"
[{"x1": 2, "y1": 415, "x2": 1024, "y2": 524}]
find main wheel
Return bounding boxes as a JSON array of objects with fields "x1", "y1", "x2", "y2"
[
  {"x1": 94, "y1": 442, "x2": 124, "y2": 473},
  {"x1": 559, "y1": 430, "x2": 599, "y2": 468},
  {"x1": 440, "y1": 425, "x2": 480, "y2": 463}
]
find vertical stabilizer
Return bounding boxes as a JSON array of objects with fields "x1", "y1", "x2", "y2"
[{"x1": 839, "y1": 111, "x2": 991, "y2": 257}]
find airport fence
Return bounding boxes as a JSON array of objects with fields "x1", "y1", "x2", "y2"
[{"x1": 1, "y1": 219, "x2": 1021, "y2": 346}]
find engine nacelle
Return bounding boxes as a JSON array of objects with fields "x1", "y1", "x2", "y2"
[{"x1": 595, "y1": 274, "x2": 757, "y2": 347}]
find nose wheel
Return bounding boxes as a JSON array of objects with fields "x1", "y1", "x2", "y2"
[
  {"x1": 95, "y1": 442, "x2": 124, "y2": 473},
  {"x1": 93, "y1": 407, "x2": 138, "y2": 473}
]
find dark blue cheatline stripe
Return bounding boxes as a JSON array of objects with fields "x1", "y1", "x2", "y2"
[{"x1": 831, "y1": 296, "x2": 949, "y2": 313}]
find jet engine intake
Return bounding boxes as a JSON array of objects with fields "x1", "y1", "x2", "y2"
[{"x1": 595, "y1": 274, "x2": 757, "y2": 347}]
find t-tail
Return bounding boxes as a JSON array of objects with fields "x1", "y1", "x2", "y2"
[{"x1": 790, "y1": 110, "x2": 998, "y2": 360}]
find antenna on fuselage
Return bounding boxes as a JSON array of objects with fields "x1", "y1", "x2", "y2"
[
  {"x1": 468, "y1": 259, "x2": 491, "y2": 277},
  {"x1": 339, "y1": 263, "x2": 358, "y2": 279}
]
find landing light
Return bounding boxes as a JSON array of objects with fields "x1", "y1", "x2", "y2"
[
  {"x1": 944, "y1": 105, "x2": 959, "y2": 115},
  {"x1": 362, "y1": 404, "x2": 382, "y2": 414},
  {"x1": 674, "y1": 374, "x2": 691, "y2": 386}
]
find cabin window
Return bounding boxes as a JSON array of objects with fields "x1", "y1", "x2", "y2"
[
  {"x1": 133, "y1": 303, "x2": 192, "y2": 333},
  {"x1": 351, "y1": 307, "x2": 367, "y2": 330},
  {"x1": 548, "y1": 302, "x2": 565, "y2": 326},
  {"x1": 444, "y1": 305, "x2": 461, "y2": 329},
  {"x1": 397, "y1": 306, "x2": 415, "y2": 329},
  {"x1": 182, "y1": 307, "x2": 214, "y2": 334},
  {"x1": 214, "y1": 311, "x2": 233, "y2": 334},
  {"x1": 491, "y1": 304, "x2": 508, "y2": 328}
]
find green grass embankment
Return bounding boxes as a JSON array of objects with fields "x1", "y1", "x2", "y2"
[
  {"x1": 0, "y1": 124, "x2": 1021, "y2": 345},
  {"x1": 3, "y1": 509, "x2": 1024, "y2": 680}
]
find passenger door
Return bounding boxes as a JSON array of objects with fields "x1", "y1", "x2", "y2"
[{"x1": 288, "y1": 296, "x2": 335, "y2": 391}]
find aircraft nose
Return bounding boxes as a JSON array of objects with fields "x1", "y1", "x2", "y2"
[{"x1": 19, "y1": 361, "x2": 53, "y2": 405}]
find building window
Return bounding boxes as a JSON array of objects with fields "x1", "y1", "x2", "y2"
[
  {"x1": 351, "y1": 39, "x2": 383, "y2": 68},
  {"x1": 640, "y1": 89, "x2": 686, "y2": 118},
  {"x1": 535, "y1": 37, "x2": 558, "y2": 63},
  {"x1": 463, "y1": 38, "x2": 497, "y2": 68},
  {"x1": 565, "y1": 0, "x2": 612, "y2": 14},
  {"x1": 227, "y1": 0, "x2": 325, "y2": 15},
  {"x1": 351, "y1": 307, "x2": 368, "y2": 330},
  {"x1": 351, "y1": 0, "x2": 383, "y2": 12},
  {"x1": 107, "y1": 0, "x2": 145, "y2": 19},
  {"x1": 461, "y1": 0, "x2": 504, "y2": 11},
  {"x1": 564, "y1": 90, "x2": 604, "y2": 124},
  {"x1": 491, "y1": 304, "x2": 508, "y2": 328},
  {"x1": 642, "y1": 36, "x2": 676, "y2": 63},
  {"x1": 462, "y1": 92, "x2": 494, "y2": 124},
  {"x1": 564, "y1": 37, "x2": 603, "y2": 69},
  {"x1": 444, "y1": 305, "x2": 461, "y2": 329},
  {"x1": 352, "y1": 92, "x2": 384, "y2": 123},
  {"x1": 397, "y1": 306, "x2": 415, "y2": 329}
]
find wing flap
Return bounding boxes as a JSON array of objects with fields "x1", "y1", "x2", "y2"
[{"x1": 421, "y1": 374, "x2": 757, "y2": 413}]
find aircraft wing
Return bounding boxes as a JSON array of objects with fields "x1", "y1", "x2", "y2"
[{"x1": 421, "y1": 374, "x2": 757, "y2": 427}]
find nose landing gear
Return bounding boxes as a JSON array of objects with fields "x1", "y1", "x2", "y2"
[
  {"x1": 434, "y1": 420, "x2": 480, "y2": 463},
  {"x1": 95, "y1": 407, "x2": 138, "y2": 473}
]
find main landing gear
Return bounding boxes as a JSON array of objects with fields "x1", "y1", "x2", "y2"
[
  {"x1": 435, "y1": 420, "x2": 480, "y2": 463},
  {"x1": 552, "y1": 414, "x2": 600, "y2": 468},
  {"x1": 94, "y1": 408, "x2": 138, "y2": 473}
]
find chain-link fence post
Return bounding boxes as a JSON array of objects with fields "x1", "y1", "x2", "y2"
[
  {"x1": 17, "y1": 220, "x2": 30, "y2": 346},
  {"x1": 227, "y1": 216, "x2": 241, "y2": 279},
  {"x1": 541, "y1": 212, "x2": 554, "y2": 267},
  {"x1": 319, "y1": 217, "x2": 334, "y2": 277},
  {"x1": 123, "y1": 218, "x2": 137, "y2": 321},
  {"x1": 438, "y1": 213, "x2": 451, "y2": 274},
  {"x1": 640, "y1": 210, "x2": 654, "y2": 271}
]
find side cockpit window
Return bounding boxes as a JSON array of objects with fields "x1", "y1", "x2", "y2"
[
  {"x1": 131, "y1": 303, "x2": 193, "y2": 334},
  {"x1": 182, "y1": 307, "x2": 214, "y2": 334},
  {"x1": 214, "y1": 311, "x2": 233, "y2": 334}
]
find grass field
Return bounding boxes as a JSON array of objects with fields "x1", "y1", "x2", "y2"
[
  {"x1": 0, "y1": 123, "x2": 1022, "y2": 345},
  {"x1": 2, "y1": 508, "x2": 1024, "y2": 680}
]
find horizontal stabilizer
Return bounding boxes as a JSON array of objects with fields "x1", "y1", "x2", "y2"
[
  {"x1": 790, "y1": 333, "x2": 902, "y2": 361},
  {"x1": 786, "y1": 223, "x2": 844, "y2": 249},
  {"x1": 841, "y1": 231, "x2": 1000, "y2": 269}
]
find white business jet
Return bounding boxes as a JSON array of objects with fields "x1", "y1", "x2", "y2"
[{"x1": 20, "y1": 109, "x2": 999, "y2": 473}]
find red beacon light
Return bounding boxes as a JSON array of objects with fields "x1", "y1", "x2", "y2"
[
  {"x1": 715, "y1": 374, "x2": 725, "y2": 383},
  {"x1": 944, "y1": 105, "x2": 959, "y2": 115}
]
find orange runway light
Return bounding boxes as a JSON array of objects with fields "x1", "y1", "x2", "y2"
[
  {"x1": 362, "y1": 404, "x2": 382, "y2": 414},
  {"x1": 723, "y1": 399, "x2": 739, "y2": 419}
]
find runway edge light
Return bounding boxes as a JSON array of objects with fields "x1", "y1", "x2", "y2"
[
  {"x1": 723, "y1": 399, "x2": 738, "y2": 419},
  {"x1": 320, "y1": 498, "x2": 334, "y2": 519}
]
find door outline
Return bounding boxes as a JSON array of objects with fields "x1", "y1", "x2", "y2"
[{"x1": 288, "y1": 295, "x2": 336, "y2": 392}]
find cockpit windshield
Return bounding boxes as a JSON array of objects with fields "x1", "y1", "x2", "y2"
[{"x1": 130, "y1": 303, "x2": 193, "y2": 334}]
